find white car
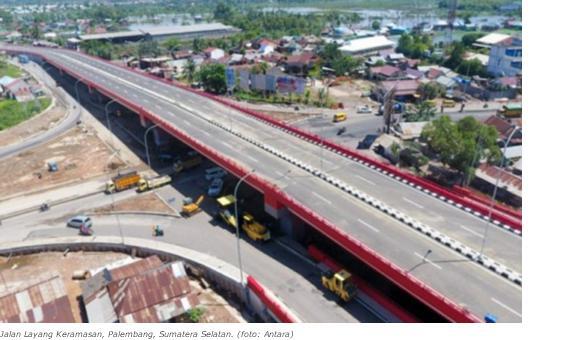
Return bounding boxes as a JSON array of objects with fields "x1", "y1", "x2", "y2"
[
  {"x1": 208, "y1": 178, "x2": 224, "y2": 197},
  {"x1": 357, "y1": 105, "x2": 372, "y2": 114},
  {"x1": 67, "y1": 215, "x2": 93, "y2": 229}
]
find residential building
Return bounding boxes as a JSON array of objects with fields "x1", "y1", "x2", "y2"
[
  {"x1": 472, "y1": 164, "x2": 522, "y2": 207},
  {"x1": 487, "y1": 37, "x2": 522, "y2": 76},
  {"x1": 204, "y1": 47, "x2": 225, "y2": 60},
  {"x1": 368, "y1": 65, "x2": 401, "y2": 80},
  {"x1": 483, "y1": 115, "x2": 522, "y2": 143},
  {"x1": 82, "y1": 256, "x2": 200, "y2": 323},
  {"x1": 284, "y1": 52, "x2": 318, "y2": 76},
  {"x1": 473, "y1": 33, "x2": 511, "y2": 49},
  {"x1": 339, "y1": 36, "x2": 396, "y2": 56}
]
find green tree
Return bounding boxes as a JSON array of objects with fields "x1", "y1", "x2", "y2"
[
  {"x1": 183, "y1": 58, "x2": 196, "y2": 84},
  {"x1": 372, "y1": 20, "x2": 381, "y2": 30},
  {"x1": 31, "y1": 24, "x2": 41, "y2": 40},
  {"x1": 331, "y1": 55, "x2": 361, "y2": 76},
  {"x1": 187, "y1": 307, "x2": 205, "y2": 323},
  {"x1": 461, "y1": 32, "x2": 486, "y2": 47},
  {"x1": 444, "y1": 42, "x2": 466, "y2": 70},
  {"x1": 192, "y1": 38, "x2": 205, "y2": 54},
  {"x1": 138, "y1": 40, "x2": 160, "y2": 59},
  {"x1": 407, "y1": 101, "x2": 437, "y2": 122},
  {"x1": 197, "y1": 63, "x2": 226, "y2": 94},
  {"x1": 418, "y1": 82, "x2": 444, "y2": 100},
  {"x1": 251, "y1": 61, "x2": 269, "y2": 75},
  {"x1": 214, "y1": 2, "x2": 234, "y2": 21},
  {"x1": 163, "y1": 38, "x2": 181, "y2": 53},
  {"x1": 422, "y1": 116, "x2": 501, "y2": 185},
  {"x1": 456, "y1": 59, "x2": 487, "y2": 77}
]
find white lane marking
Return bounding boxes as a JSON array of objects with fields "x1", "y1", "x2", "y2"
[
  {"x1": 200, "y1": 130, "x2": 211, "y2": 136},
  {"x1": 413, "y1": 252, "x2": 442, "y2": 270},
  {"x1": 358, "y1": 219, "x2": 379, "y2": 233},
  {"x1": 403, "y1": 197, "x2": 424, "y2": 209},
  {"x1": 246, "y1": 155, "x2": 259, "y2": 163},
  {"x1": 184, "y1": 121, "x2": 192, "y2": 127},
  {"x1": 312, "y1": 192, "x2": 332, "y2": 205},
  {"x1": 275, "y1": 171, "x2": 289, "y2": 179},
  {"x1": 491, "y1": 298, "x2": 522, "y2": 318},
  {"x1": 221, "y1": 141, "x2": 235, "y2": 150},
  {"x1": 460, "y1": 225, "x2": 484, "y2": 238},
  {"x1": 355, "y1": 174, "x2": 375, "y2": 185}
]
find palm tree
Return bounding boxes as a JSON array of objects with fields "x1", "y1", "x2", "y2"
[{"x1": 183, "y1": 58, "x2": 196, "y2": 84}]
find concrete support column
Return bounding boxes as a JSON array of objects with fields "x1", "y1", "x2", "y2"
[{"x1": 264, "y1": 191, "x2": 284, "y2": 219}]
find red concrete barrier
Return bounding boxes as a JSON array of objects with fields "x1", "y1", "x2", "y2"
[{"x1": 247, "y1": 275, "x2": 300, "y2": 323}]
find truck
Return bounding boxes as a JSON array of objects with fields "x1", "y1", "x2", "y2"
[
  {"x1": 137, "y1": 174, "x2": 172, "y2": 192},
  {"x1": 498, "y1": 103, "x2": 522, "y2": 118},
  {"x1": 181, "y1": 195, "x2": 204, "y2": 217},
  {"x1": 105, "y1": 171, "x2": 141, "y2": 194},
  {"x1": 173, "y1": 155, "x2": 203, "y2": 173},
  {"x1": 320, "y1": 266, "x2": 358, "y2": 302}
]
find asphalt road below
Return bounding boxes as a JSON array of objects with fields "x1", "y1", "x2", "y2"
[{"x1": 0, "y1": 183, "x2": 382, "y2": 323}]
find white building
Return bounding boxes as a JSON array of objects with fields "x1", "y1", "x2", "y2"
[
  {"x1": 487, "y1": 37, "x2": 522, "y2": 76},
  {"x1": 339, "y1": 36, "x2": 396, "y2": 57}
]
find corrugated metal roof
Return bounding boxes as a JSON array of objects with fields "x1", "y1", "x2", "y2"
[
  {"x1": 142, "y1": 23, "x2": 237, "y2": 36},
  {"x1": 83, "y1": 257, "x2": 199, "y2": 323},
  {"x1": 339, "y1": 36, "x2": 396, "y2": 54},
  {"x1": 0, "y1": 274, "x2": 75, "y2": 323}
]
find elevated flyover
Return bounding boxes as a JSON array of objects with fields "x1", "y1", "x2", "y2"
[{"x1": 1, "y1": 45, "x2": 522, "y2": 322}]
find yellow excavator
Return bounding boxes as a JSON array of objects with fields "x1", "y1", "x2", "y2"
[
  {"x1": 321, "y1": 267, "x2": 358, "y2": 302},
  {"x1": 216, "y1": 195, "x2": 270, "y2": 241},
  {"x1": 181, "y1": 195, "x2": 204, "y2": 217}
]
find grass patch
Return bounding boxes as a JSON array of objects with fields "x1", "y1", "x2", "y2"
[
  {"x1": 0, "y1": 97, "x2": 51, "y2": 131},
  {"x1": 0, "y1": 62, "x2": 23, "y2": 78}
]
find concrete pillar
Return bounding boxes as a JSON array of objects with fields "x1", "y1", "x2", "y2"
[{"x1": 264, "y1": 191, "x2": 284, "y2": 219}]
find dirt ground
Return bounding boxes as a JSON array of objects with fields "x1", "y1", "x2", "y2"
[
  {"x1": 327, "y1": 79, "x2": 378, "y2": 112},
  {"x1": 0, "y1": 251, "x2": 245, "y2": 323},
  {"x1": 0, "y1": 97, "x2": 61, "y2": 148},
  {"x1": 0, "y1": 125, "x2": 124, "y2": 198},
  {"x1": 190, "y1": 280, "x2": 246, "y2": 323},
  {"x1": 91, "y1": 192, "x2": 176, "y2": 215}
]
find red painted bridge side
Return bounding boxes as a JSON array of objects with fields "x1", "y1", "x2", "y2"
[
  {"x1": 247, "y1": 275, "x2": 300, "y2": 323},
  {"x1": 5, "y1": 47, "x2": 483, "y2": 323}
]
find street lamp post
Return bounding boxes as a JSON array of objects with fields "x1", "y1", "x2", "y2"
[
  {"x1": 479, "y1": 126, "x2": 520, "y2": 256},
  {"x1": 234, "y1": 169, "x2": 256, "y2": 287},
  {"x1": 104, "y1": 99, "x2": 117, "y2": 133},
  {"x1": 144, "y1": 124, "x2": 158, "y2": 169},
  {"x1": 74, "y1": 79, "x2": 83, "y2": 104}
]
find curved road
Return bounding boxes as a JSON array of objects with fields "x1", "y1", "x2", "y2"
[
  {"x1": 0, "y1": 62, "x2": 80, "y2": 160},
  {"x1": 0, "y1": 189, "x2": 383, "y2": 323}
]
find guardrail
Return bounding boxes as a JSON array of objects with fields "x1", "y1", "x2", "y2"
[{"x1": 5, "y1": 46, "x2": 484, "y2": 323}]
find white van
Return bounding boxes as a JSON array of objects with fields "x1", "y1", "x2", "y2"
[{"x1": 205, "y1": 167, "x2": 227, "y2": 181}]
